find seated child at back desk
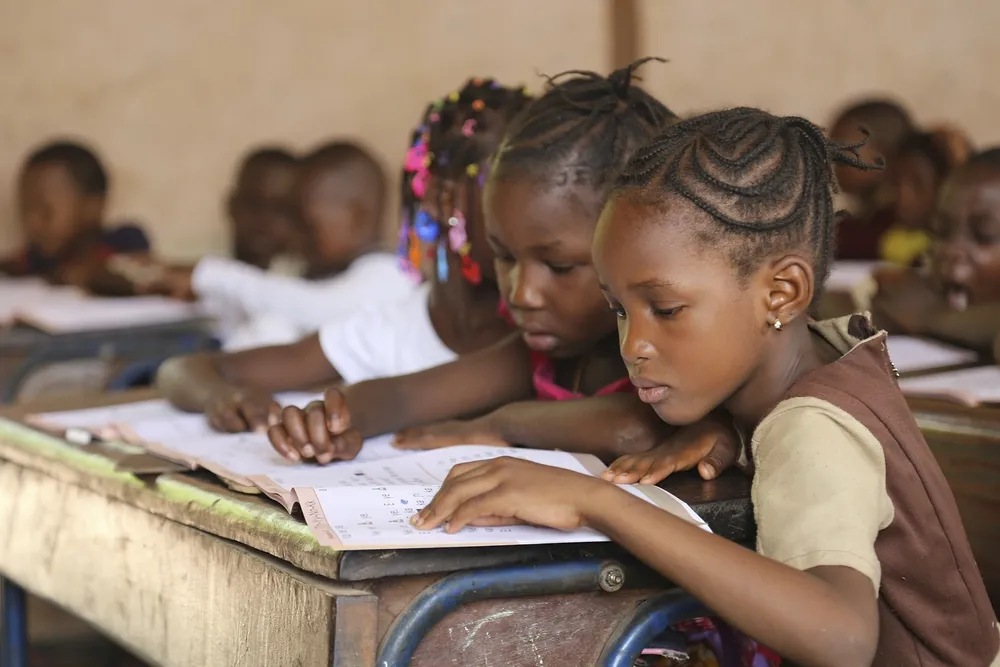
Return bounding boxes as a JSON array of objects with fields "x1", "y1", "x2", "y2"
[
  {"x1": 138, "y1": 141, "x2": 415, "y2": 346},
  {"x1": 0, "y1": 140, "x2": 151, "y2": 295},
  {"x1": 880, "y1": 127, "x2": 972, "y2": 267},
  {"x1": 829, "y1": 98, "x2": 913, "y2": 261},
  {"x1": 871, "y1": 147, "x2": 1000, "y2": 355},
  {"x1": 226, "y1": 146, "x2": 302, "y2": 274},
  {"x1": 156, "y1": 78, "x2": 530, "y2": 425},
  {"x1": 262, "y1": 61, "x2": 741, "y2": 480},
  {"x1": 415, "y1": 108, "x2": 999, "y2": 667}
]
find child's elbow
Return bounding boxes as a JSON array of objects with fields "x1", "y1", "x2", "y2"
[{"x1": 812, "y1": 622, "x2": 878, "y2": 667}]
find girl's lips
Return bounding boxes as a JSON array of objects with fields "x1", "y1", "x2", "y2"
[
  {"x1": 635, "y1": 385, "x2": 671, "y2": 404},
  {"x1": 522, "y1": 331, "x2": 560, "y2": 351}
]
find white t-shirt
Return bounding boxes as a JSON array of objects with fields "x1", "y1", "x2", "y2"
[
  {"x1": 192, "y1": 253, "x2": 417, "y2": 345},
  {"x1": 318, "y1": 283, "x2": 456, "y2": 384}
]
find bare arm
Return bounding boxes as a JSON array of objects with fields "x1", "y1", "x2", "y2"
[
  {"x1": 156, "y1": 334, "x2": 339, "y2": 412},
  {"x1": 588, "y1": 487, "x2": 878, "y2": 667},
  {"x1": 343, "y1": 333, "x2": 534, "y2": 437},
  {"x1": 481, "y1": 393, "x2": 670, "y2": 460},
  {"x1": 417, "y1": 461, "x2": 878, "y2": 667}
]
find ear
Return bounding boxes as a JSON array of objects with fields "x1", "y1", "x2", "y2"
[{"x1": 762, "y1": 253, "x2": 815, "y2": 327}]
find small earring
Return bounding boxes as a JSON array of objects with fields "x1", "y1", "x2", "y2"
[{"x1": 772, "y1": 319, "x2": 783, "y2": 331}]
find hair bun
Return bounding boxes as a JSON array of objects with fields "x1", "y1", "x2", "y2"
[{"x1": 608, "y1": 56, "x2": 667, "y2": 100}]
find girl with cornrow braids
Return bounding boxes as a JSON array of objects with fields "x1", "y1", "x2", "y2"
[
  {"x1": 416, "y1": 107, "x2": 997, "y2": 667},
  {"x1": 268, "y1": 59, "x2": 742, "y2": 478}
]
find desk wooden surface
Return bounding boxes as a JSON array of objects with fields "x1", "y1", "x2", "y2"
[{"x1": 0, "y1": 390, "x2": 752, "y2": 666}]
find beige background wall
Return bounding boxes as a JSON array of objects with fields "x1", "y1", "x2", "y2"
[{"x1": 1, "y1": 0, "x2": 998, "y2": 259}]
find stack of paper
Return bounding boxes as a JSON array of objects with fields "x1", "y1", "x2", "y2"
[
  {"x1": 899, "y1": 366, "x2": 1000, "y2": 407},
  {"x1": 887, "y1": 336, "x2": 979, "y2": 374}
]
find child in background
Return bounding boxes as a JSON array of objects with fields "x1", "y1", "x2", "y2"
[
  {"x1": 872, "y1": 148, "x2": 1000, "y2": 353},
  {"x1": 415, "y1": 108, "x2": 998, "y2": 667},
  {"x1": 227, "y1": 146, "x2": 301, "y2": 273},
  {"x1": 266, "y1": 59, "x2": 741, "y2": 478},
  {"x1": 156, "y1": 78, "x2": 529, "y2": 429},
  {"x1": 880, "y1": 127, "x2": 972, "y2": 266},
  {"x1": 141, "y1": 141, "x2": 415, "y2": 345},
  {"x1": 0, "y1": 140, "x2": 150, "y2": 295},
  {"x1": 828, "y1": 98, "x2": 914, "y2": 260}
]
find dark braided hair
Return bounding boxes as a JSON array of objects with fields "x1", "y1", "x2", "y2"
[
  {"x1": 492, "y1": 57, "x2": 677, "y2": 204},
  {"x1": 613, "y1": 107, "x2": 882, "y2": 289},
  {"x1": 398, "y1": 79, "x2": 533, "y2": 278}
]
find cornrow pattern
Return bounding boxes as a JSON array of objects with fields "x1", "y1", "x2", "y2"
[
  {"x1": 493, "y1": 57, "x2": 677, "y2": 199},
  {"x1": 615, "y1": 107, "x2": 882, "y2": 287}
]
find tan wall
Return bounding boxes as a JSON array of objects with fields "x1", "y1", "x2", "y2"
[
  {"x1": 0, "y1": 0, "x2": 608, "y2": 258},
  {"x1": 1, "y1": 0, "x2": 997, "y2": 259},
  {"x1": 639, "y1": 0, "x2": 1000, "y2": 144}
]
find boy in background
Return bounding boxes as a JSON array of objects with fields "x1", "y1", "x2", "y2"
[
  {"x1": 144, "y1": 141, "x2": 415, "y2": 348},
  {"x1": 1, "y1": 140, "x2": 151, "y2": 295},
  {"x1": 227, "y1": 146, "x2": 302, "y2": 274}
]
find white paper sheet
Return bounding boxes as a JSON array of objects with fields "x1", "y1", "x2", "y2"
[
  {"x1": 887, "y1": 336, "x2": 978, "y2": 374},
  {"x1": 15, "y1": 295, "x2": 202, "y2": 333},
  {"x1": 898, "y1": 365, "x2": 1000, "y2": 405},
  {"x1": 295, "y1": 447, "x2": 708, "y2": 550}
]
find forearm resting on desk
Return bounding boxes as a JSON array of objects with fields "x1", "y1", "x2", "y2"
[
  {"x1": 481, "y1": 393, "x2": 670, "y2": 460},
  {"x1": 156, "y1": 334, "x2": 340, "y2": 412}
]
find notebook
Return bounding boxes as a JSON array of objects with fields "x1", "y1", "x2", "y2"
[
  {"x1": 0, "y1": 280, "x2": 83, "y2": 326},
  {"x1": 886, "y1": 336, "x2": 979, "y2": 374},
  {"x1": 898, "y1": 366, "x2": 1000, "y2": 407},
  {"x1": 28, "y1": 400, "x2": 709, "y2": 550},
  {"x1": 14, "y1": 295, "x2": 203, "y2": 333}
]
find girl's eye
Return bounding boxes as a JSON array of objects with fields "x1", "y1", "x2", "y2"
[
  {"x1": 495, "y1": 253, "x2": 515, "y2": 264},
  {"x1": 609, "y1": 305, "x2": 626, "y2": 319},
  {"x1": 652, "y1": 306, "x2": 683, "y2": 318},
  {"x1": 546, "y1": 263, "x2": 575, "y2": 275}
]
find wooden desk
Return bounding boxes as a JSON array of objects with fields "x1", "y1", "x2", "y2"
[
  {"x1": 0, "y1": 392, "x2": 751, "y2": 667},
  {"x1": 906, "y1": 397, "x2": 1000, "y2": 604}
]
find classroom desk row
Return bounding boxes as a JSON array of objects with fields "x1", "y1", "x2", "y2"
[
  {"x1": 0, "y1": 389, "x2": 996, "y2": 666},
  {"x1": 0, "y1": 320, "x2": 216, "y2": 404},
  {"x1": 0, "y1": 391, "x2": 751, "y2": 667}
]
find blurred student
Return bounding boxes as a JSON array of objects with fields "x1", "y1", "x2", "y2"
[
  {"x1": 872, "y1": 148, "x2": 1000, "y2": 354},
  {"x1": 880, "y1": 127, "x2": 972, "y2": 266},
  {"x1": 828, "y1": 98, "x2": 913, "y2": 260},
  {"x1": 0, "y1": 140, "x2": 150, "y2": 295},
  {"x1": 142, "y1": 141, "x2": 415, "y2": 346},
  {"x1": 227, "y1": 146, "x2": 302, "y2": 274}
]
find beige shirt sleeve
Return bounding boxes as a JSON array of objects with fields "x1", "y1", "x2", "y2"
[{"x1": 751, "y1": 397, "x2": 895, "y2": 595}]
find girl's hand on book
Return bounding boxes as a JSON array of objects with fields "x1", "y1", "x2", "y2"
[
  {"x1": 411, "y1": 457, "x2": 613, "y2": 534},
  {"x1": 391, "y1": 419, "x2": 510, "y2": 450},
  {"x1": 205, "y1": 388, "x2": 280, "y2": 433},
  {"x1": 602, "y1": 414, "x2": 742, "y2": 485},
  {"x1": 267, "y1": 388, "x2": 361, "y2": 464}
]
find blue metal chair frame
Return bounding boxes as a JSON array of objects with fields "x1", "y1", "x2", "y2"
[
  {"x1": 597, "y1": 589, "x2": 712, "y2": 667},
  {"x1": 376, "y1": 559, "x2": 626, "y2": 666},
  {"x1": 0, "y1": 577, "x2": 26, "y2": 667}
]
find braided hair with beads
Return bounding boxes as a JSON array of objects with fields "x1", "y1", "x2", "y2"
[
  {"x1": 612, "y1": 107, "x2": 883, "y2": 290},
  {"x1": 491, "y1": 57, "x2": 677, "y2": 199},
  {"x1": 399, "y1": 78, "x2": 532, "y2": 284}
]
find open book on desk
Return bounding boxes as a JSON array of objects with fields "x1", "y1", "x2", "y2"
[
  {"x1": 886, "y1": 336, "x2": 979, "y2": 375},
  {"x1": 898, "y1": 365, "x2": 1000, "y2": 407},
  {"x1": 13, "y1": 295, "x2": 204, "y2": 333},
  {"x1": 287, "y1": 445, "x2": 710, "y2": 550}
]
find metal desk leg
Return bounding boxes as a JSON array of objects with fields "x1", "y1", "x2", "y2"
[
  {"x1": 0, "y1": 577, "x2": 27, "y2": 667},
  {"x1": 598, "y1": 589, "x2": 709, "y2": 667},
  {"x1": 377, "y1": 559, "x2": 625, "y2": 667}
]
